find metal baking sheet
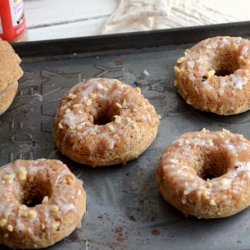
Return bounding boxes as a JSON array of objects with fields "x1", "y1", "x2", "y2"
[{"x1": 1, "y1": 21, "x2": 250, "y2": 250}]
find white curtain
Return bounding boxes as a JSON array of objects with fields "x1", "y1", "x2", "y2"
[{"x1": 100, "y1": 0, "x2": 249, "y2": 34}]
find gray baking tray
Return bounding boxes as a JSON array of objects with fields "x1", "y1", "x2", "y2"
[{"x1": 1, "y1": 21, "x2": 250, "y2": 249}]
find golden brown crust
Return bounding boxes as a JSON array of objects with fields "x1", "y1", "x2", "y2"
[
  {"x1": 0, "y1": 159, "x2": 86, "y2": 249},
  {"x1": 0, "y1": 81, "x2": 18, "y2": 115},
  {"x1": 53, "y1": 78, "x2": 160, "y2": 167},
  {"x1": 0, "y1": 38, "x2": 23, "y2": 116},
  {"x1": 0, "y1": 38, "x2": 23, "y2": 89},
  {"x1": 174, "y1": 36, "x2": 250, "y2": 115},
  {"x1": 156, "y1": 129, "x2": 250, "y2": 219}
]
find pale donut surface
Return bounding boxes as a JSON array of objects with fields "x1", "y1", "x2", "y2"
[
  {"x1": 53, "y1": 78, "x2": 160, "y2": 167},
  {"x1": 174, "y1": 36, "x2": 250, "y2": 115},
  {"x1": 156, "y1": 129, "x2": 250, "y2": 219},
  {"x1": 0, "y1": 159, "x2": 86, "y2": 249},
  {"x1": 0, "y1": 38, "x2": 23, "y2": 116},
  {"x1": 0, "y1": 81, "x2": 18, "y2": 115}
]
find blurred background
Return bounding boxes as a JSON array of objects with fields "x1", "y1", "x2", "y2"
[{"x1": 23, "y1": 0, "x2": 250, "y2": 41}]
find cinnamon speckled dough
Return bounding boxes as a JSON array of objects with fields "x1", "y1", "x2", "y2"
[
  {"x1": 53, "y1": 78, "x2": 160, "y2": 167},
  {"x1": 0, "y1": 38, "x2": 23, "y2": 115},
  {"x1": 174, "y1": 36, "x2": 250, "y2": 115},
  {"x1": 0, "y1": 81, "x2": 18, "y2": 115},
  {"x1": 0, "y1": 159, "x2": 86, "y2": 249},
  {"x1": 156, "y1": 129, "x2": 250, "y2": 219}
]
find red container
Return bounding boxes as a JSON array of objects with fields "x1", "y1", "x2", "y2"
[{"x1": 0, "y1": 0, "x2": 27, "y2": 42}]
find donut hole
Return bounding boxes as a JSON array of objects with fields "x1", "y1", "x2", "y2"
[
  {"x1": 215, "y1": 52, "x2": 240, "y2": 76},
  {"x1": 21, "y1": 179, "x2": 52, "y2": 207},
  {"x1": 93, "y1": 110, "x2": 113, "y2": 125},
  {"x1": 197, "y1": 150, "x2": 230, "y2": 180},
  {"x1": 203, "y1": 50, "x2": 240, "y2": 79},
  {"x1": 92, "y1": 104, "x2": 121, "y2": 125}
]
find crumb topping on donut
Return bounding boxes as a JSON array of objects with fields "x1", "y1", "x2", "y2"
[
  {"x1": 229, "y1": 42, "x2": 238, "y2": 51},
  {"x1": 174, "y1": 36, "x2": 250, "y2": 115},
  {"x1": 68, "y1": 93, "x2": 77, "y2": 99},
  {"x1": 156, "y1": 129, "x2": 250, "y2": 218},
  {"x1": 18, "y1": 167, "x2": 27, "y2": 180},
  {"x1": 42, "y1": 196, "x2": 49, "y2": 204},
  {"x1": 50, "y1": 205, "x2": 59, "y2": 212},
  {"x1": 3, "y1": 173, "x2": 14, "y2": 181},
  {"x1": 0, "y1": 219, "x2": 7, "y2": 227},
  {"x1": 28, "y1": 210, "x2": 37, "y2": 218},
  {"x1": 53, "y1": 78, "x2": 160, "y2": 167}
]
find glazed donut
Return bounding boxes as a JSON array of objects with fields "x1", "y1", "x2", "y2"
[
  {"x1": 53, "y1": 78, "x2": 160, "y2": 167},
  {"x1": 174, "y1": 36, "x2": 250, "y2": 115},
  {"x1": 0, "y1": 159, "x2": 86, "y2": 249},
  {"x1": 0, "y1": 38, "x2": 23, "y2": 116},
  {"x1": 156, "y1": 129, "x2": 250, "y2": 219}
]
